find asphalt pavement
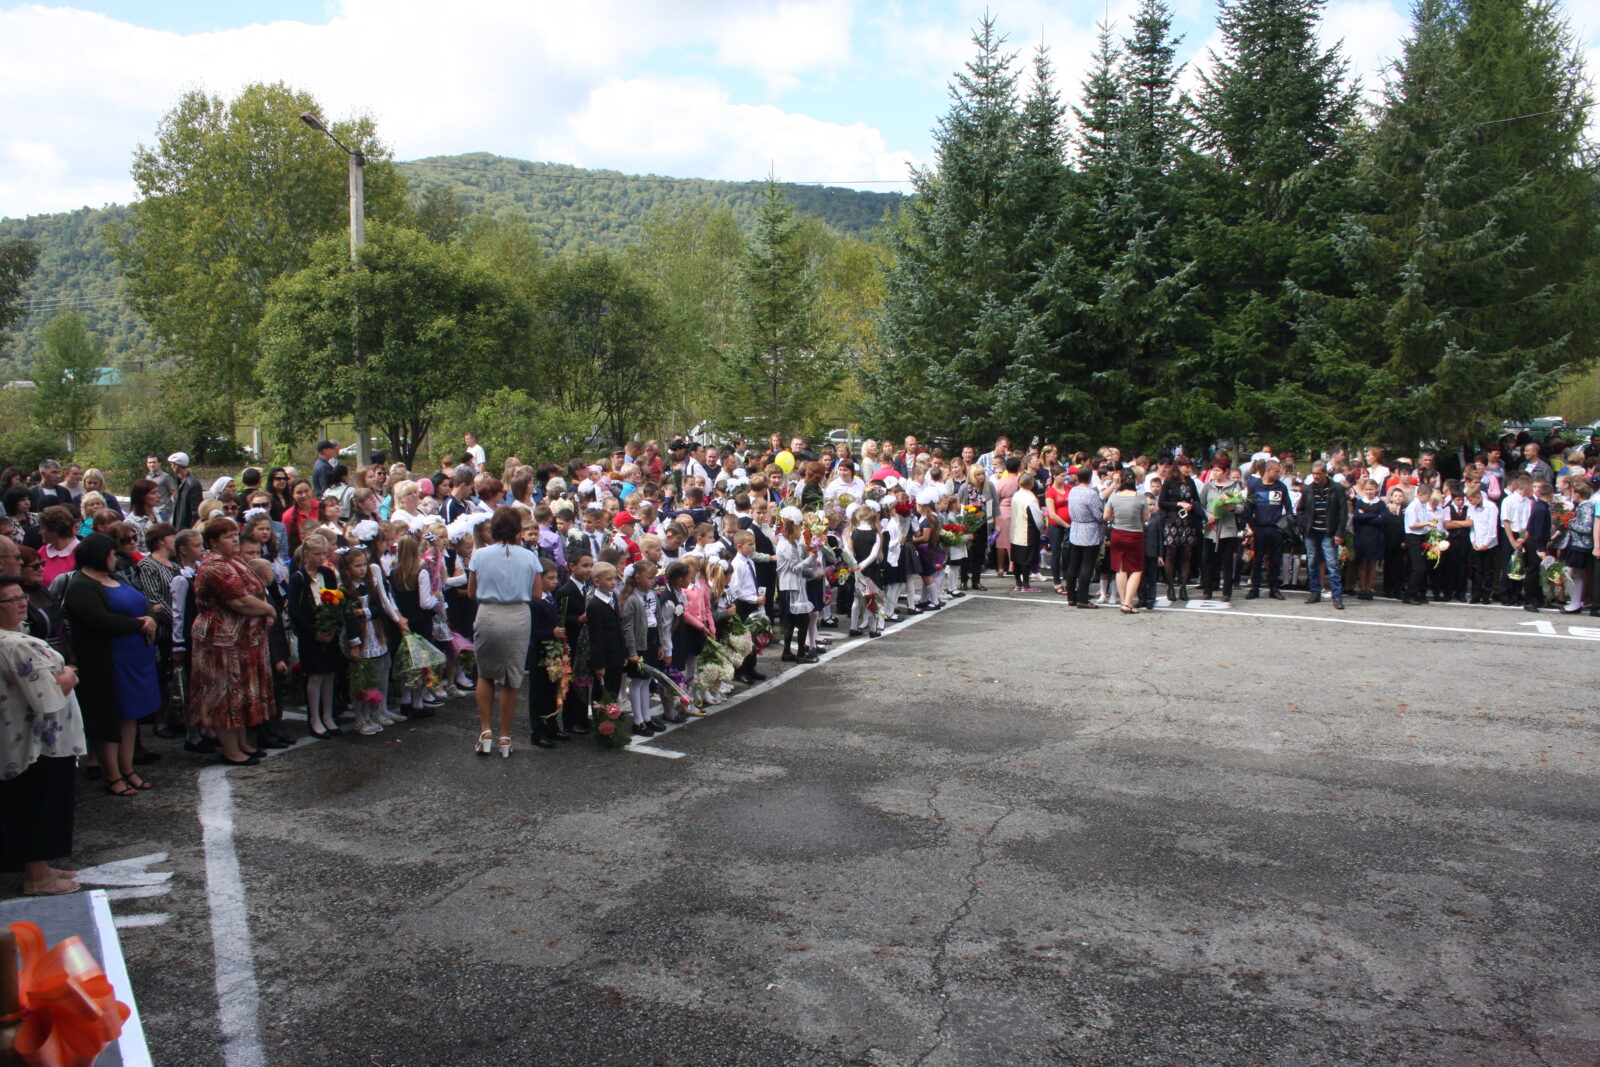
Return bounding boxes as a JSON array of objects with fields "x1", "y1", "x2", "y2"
[{"x1": 52, "y1": 588, "x2": 1600, "y2": 1066}]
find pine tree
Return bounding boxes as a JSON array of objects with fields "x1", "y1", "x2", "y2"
[
  {"x1": 722, "y1": 181, "x2": 839, "y2": 433},
  {"x1": 1297, "y1": 0, "x2": 1600, "y2": 446},
  {"x1": 1175, "y1": 0, "x2": 1358, "y2": 447},
  {"x1": 873, "y1": 16, "x2": 1025, "y2": 439}
]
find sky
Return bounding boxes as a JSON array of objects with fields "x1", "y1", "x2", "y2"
[{"x1": 3, "y1": 0, "x2": 1599, "y2": 219}]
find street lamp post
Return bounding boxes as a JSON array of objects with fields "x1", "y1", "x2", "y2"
[{"x1": 300, "y1": 110, "x2": 371, "y2": 467}]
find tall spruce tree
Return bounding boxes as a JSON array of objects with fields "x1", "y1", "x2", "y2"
[
  {"x1": 874, "y1": 17, "x2": 1025, "y2": 439},
  {"x1": 722, "y1": 181, "x2": 840, "y2": 433},
  {"x1": 1177, "y1": 0, "x2": 1358, "y2": 447},
  {"x1": 1298, "y1": 0, "x2": 1600, "y2": 446}
]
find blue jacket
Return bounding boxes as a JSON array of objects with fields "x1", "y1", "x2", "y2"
[{"x1": 1246, "y1": 477, "x2": 1294, "y2": 528}]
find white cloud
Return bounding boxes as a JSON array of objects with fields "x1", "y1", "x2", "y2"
[
  {"x1": 545, "y1": 76, "x2": 919, "y2": 188},
  {"x1": 712, "y1": 0, "x2": 856, "y2": 92},
  {"x1": 0, "y1": 0, "x2": 912, "y2": 217}
]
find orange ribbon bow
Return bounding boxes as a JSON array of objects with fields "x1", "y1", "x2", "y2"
[{"x1": 8, "y1": 921, "x2": 130, "y2": 1067}]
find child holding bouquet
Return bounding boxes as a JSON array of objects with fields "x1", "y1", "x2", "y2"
[
  {"x1": 338, "y1": 546, "x2": 398, "y2": 736},
  {"x1": 287, "y1": 534, "x2": 342, "y2": 739}
]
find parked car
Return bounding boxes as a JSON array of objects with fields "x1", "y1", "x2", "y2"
[{"x1": 1503, "y1": 416, "x2": 1568, "y2": 443}]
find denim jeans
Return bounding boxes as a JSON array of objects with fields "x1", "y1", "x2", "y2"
[{"x1": 1304, "y1": 533, "x2": 1343, "y2": 597}]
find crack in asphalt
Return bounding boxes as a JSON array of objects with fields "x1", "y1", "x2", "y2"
[{"x1": 913, "y1": 790, "x2": 1017, "y2": 1067}]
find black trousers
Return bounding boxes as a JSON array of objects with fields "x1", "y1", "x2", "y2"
[
  {"x1": 1470, "y1": 546, "x2": 1499, "y2": 602},
  {"x1": 1406, "y1": 535, "x2": 1430, "y2": 600},
  {"x1": 1383, "y1": 542, "x2": 1409, "y2": 598},
  {"x1": 0, "y1": 756, "x2": 75, "y2": 872},
  {"x1": 1012, "y1": 530, "x2": 1039, "y2": 587},
  {"x1": 1441, "y1": 535, "x2": 1470, "y2": 598},
  {"x1": 961, "y1": 523, "x2": 988, "y2": 585},
  {"x1": 1249, "y1": 525, "x2": 1284, "y2": 589},
  {"x1": 527, "y1": 663, "x2": 559, "y2": 742},
  {"x1": 1521, "y1": 545, "x2": 1545, "y2": 605},
  {"x1": 735, "y1": 600, "x2": 760, "y2": 677},
  {"x1": 1067, "y1": 542, "x2": 1100, "y2": 603},
  {"x1": 1203, "y1": 537, "x2": 1241, "y2": 595},
  {"x1": 1047, "y1": 525, "x2": 1068, "y2": 584},
  {"x1": 560, "y1": 669, "x2": 590, "y2": 733}
]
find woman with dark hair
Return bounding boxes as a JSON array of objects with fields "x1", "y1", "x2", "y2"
[
  {"x1": 63, "y1": 532, "x2": 159, "y2": 795},
  {"x1": 0, "y1": 466, "x2": 21, "y2": 493},
  {"x1": 3, "y1": 486, "x2": 34, "y2": 530},
  {"x1": 265, "y1": 467, "x2": 294, "y2": 516},
  {"x1": 467, "y1": 506, "x2": 541, "y2": 757},
  {"x1": 1159, "y1": 458, "x2": 1202, "y2": 601},
  {"x1": 0, "y1": 573, "x2": 86, "y2": 896},
  {"x1": 280, "y1": 477, "x2": 318, "y2": 556},
  {"x1": 127, "y1": 477, "x2": 161, "y2": 550},
  {"x1": 189, "y1": 517, "x2": 276, "y2": 764},
  {"x1": 799, "y1": 461, "x2": 827, "y2": 511}
]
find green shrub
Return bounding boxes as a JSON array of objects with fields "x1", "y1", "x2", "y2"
[{"x1": 0, "y1": 424, "x2": 69, "y2": 476}]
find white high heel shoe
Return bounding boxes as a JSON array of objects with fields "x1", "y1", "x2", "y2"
[
  {"x1": 498, "y1": 736, "x2": 512, "y2": 758},
  {"x1": 476, "y1": 731, "x2": 493, "y2": 755}
]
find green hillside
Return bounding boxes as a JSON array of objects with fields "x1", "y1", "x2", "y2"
[
  {"x1": 398, "y1": 154, "x2": 899, "y2": 251},
  {"x1": 0, "y1": 154, "x2": 901, "y2": 374}
]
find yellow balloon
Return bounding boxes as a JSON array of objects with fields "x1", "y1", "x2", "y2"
[{"x1": 775, "y1": 450, "x2": 796, "y2": 474}]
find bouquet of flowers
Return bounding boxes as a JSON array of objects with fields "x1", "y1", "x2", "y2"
[
  {"x1": 835, "y1": 492, "x2": 855, "y2": 510},
  {"x1": 1338, "y1": 543, "x2": 1353, "y2": 566},
  {"x1": 593, "y1": 692, "x2": 631, "y2": 749},
  {"x1": 696, "y1": 638, "x2": 737, "y2": 691},
  {"x1": 313, "y1": 587, "x2": 347, "y2": 633},
  {"x1": 744, "y1": 608, "x2": 774, "y2": 654},
  {"x1": 1552, "y1": 500, "x2": 1573, "y2": 533},
  {"x1": 541, "y1": 639, "x2": 572, "y2": 711},
  {"x1": 823, "y1": 562, "x2": 851, "y2": 587},
  {"x1": 1424, "y1": 526, "x2": 1450, "y2": 567},
  {"x1": 1208, "y1": 490, "x2": 1246, "y2": 525},
  {"x1": 961, "y1": 503, "x2": 985, "y2": 538},
  {"x1": 397, "y1": 632, "x2": 445, "y2": 690},
  {"x1": 1542, "y1": 556, "x2": 1569, "y2": 602},
  {"x1": 1507, "y1": 546, "x2": 1527, "y2": 582},
  {"x1": 939, "y1": 522, "x2": 971, "y2": 548},
  {"x1": 801, "y1": 511, "x2": 829, "y2": 544},
  {"x1": 349, "y1": 656, "x2": 385, "y2": 711},
  {"x1": 856, "y1": 571, "x2": 892, "y2": 624},
  {"x1": 725, "y1": 625, "x2": 755, "y2": 659}
]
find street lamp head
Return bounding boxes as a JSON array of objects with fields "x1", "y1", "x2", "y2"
[{"x1": 299, "y1": 110, "x2": 327, "y2": 133}]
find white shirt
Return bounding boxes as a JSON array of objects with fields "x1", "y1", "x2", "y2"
[
  {"x1": 1500, "y1": 491, "x2": 1530, "y2": 534},
  {"x1": 1466, "y1": 499, "x2": 1500, "y2": 550},
  {"x1": 466, "y1": 444, "x2": 487, "y2": 471},
  {"x1": 729, "y1": 553, "x2": 760, "y2": 603},
  {"x1": 1404, "y1": 496, "x2": 1439, "y2": 534}
]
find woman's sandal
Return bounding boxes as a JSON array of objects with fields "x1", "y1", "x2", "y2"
[
  {"x1": 125, "y1": 773, "x2": 154, "y2": 791},
  {"x1": 22, "y1": 875, "x2": 80, "y2": 897},
  {"x1": 104, "y1": 777, "x2": 138, "y2": 797},
  {"x1": 1120, "y1": 605, "x2": 1135, "y2": 615}
]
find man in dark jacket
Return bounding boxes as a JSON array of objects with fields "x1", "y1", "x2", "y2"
[
  {"x1": 1295, "y1": 460, "x2": 1347, "y2": 609},
  {"x1": 1245, "y1": 460, "x2": 1293, "y2": 599},
  {"x1": 1522, "y1": 482, "x2": 1554, "y2": 611},
  {"x1": 168, "y1": 452, "x2": 203, "y2": 531}
]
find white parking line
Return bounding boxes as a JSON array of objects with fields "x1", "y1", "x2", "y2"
[
  {"x1": 198, "y1": 766, "x2": 267, "y2": 1067},
  {"x1": 965, "y1": 592, "x2": 1600, "y2": 641},
  {"x1": 628, "y1": 596, "x2": 977, "y2": 754}
]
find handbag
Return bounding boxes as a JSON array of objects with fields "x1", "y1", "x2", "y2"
[{"x1": 431, "y1": 613, "x2": 452, "y2": 644}]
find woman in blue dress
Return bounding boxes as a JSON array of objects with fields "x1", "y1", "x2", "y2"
[{"x1": 63, "y1": 533, "x2": 160, "y2": 796}]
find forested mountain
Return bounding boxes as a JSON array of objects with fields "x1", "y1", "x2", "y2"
[
  {"x1": 0, "y1": 155, "x2": 899, "y2": 375},
  {"x1": 399, "y1": 154, "x2": 899, "y2": 251}
]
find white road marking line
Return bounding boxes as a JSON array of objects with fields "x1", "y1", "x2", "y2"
[
  {"x1": 966, "y1": 592, "x2": 1600, "y2": 641},
  {"x1": 76, "y1": 853, "x2": 174, "y2": 888},
  {"x1": 198, "y1": 765, "x2": 268, "y2": 1067},
  {"x1": 626, "y1": 743, "x2": 686, "y2": 759},
  {"x1": 113, "y1": 913, "x2": 171, "y2": 929},
  {"x1": 629, "y1": 598, "x2": 974, "y2": 755},
  {"x1": 89, "y1": 890, "x2": 153, "y2": 1067},
  {"x1": 105, "y1": 883, "x2": 173, "y2": 901}
]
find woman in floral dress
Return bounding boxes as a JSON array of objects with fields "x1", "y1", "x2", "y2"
[{"x1": 188, "y1": 517, "x2": 277, "y2": 766}]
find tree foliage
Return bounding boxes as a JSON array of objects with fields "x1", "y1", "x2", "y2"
[
  {"x1": 1297, "y1": 0, "x2": 1600, "y2": 446},
  {"x1": 0, "y1": 238, "x2": 39, "y2": 349},
  {"x1": 258, "y1": 222, "x2": 529, "y2": 466},
  {"x1": 716, "y1": 182, "x2": 842, "y2": 434},
  {"x1": 106, "y1": 82, "x2": 409, "y2": 430},
  {"x1": 540, "y1": 252, "x2": 665, "y2": 448},
  {"x1": 33, "y1": 312, "x2": 104, "y2": 442}
]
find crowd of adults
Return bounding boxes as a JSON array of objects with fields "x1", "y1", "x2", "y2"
[{"x1": 2, "y1": 423, "x2": 1595, "y2": 896}]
